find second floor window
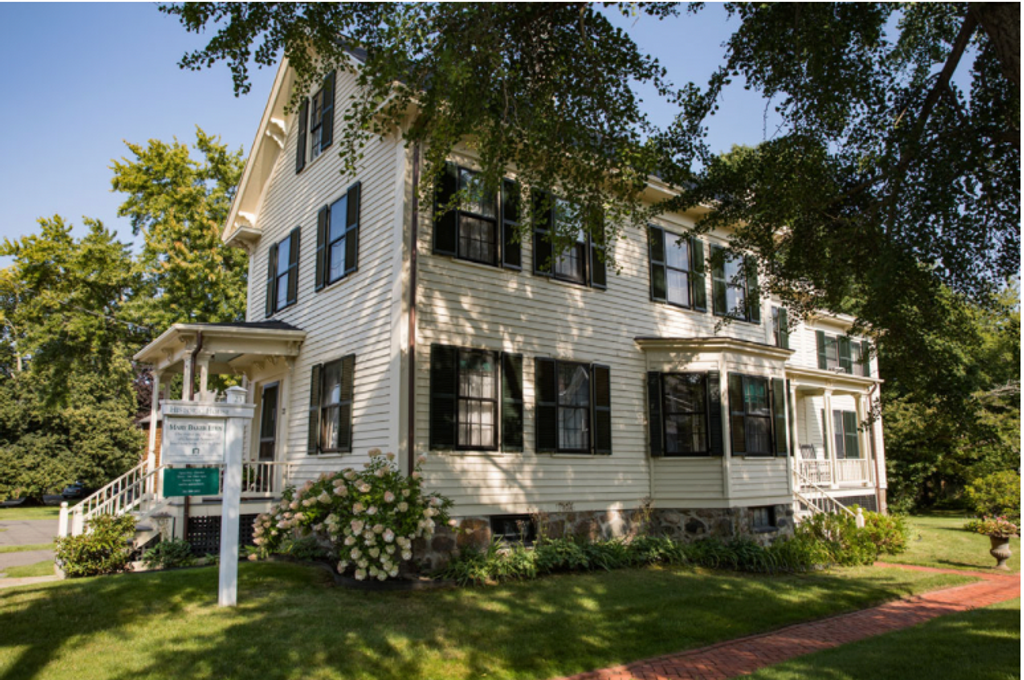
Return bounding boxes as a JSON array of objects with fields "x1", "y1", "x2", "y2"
[
  {"x1": 772, "y1": 307, "x2": 790, "y2": 349},
  {"x1": 264, "y1": 228, "x2": 299, "y2": 317},
  {"x1": 711, "y1": 245, "x2": 760, "y2": 323},
  {"x1": 315, "y1": 183, "x2": 361, "y2": 290},
  {"x1": 816, "y1": 332, "x2": 871, "y2": 376},
  {"x1": 532, "y1": 192, "x2": 607, "y2": 289},
  {"x1": 295, "y1": 71, "x2": 335, "y2": 173},
  {"x1": 649, "y1": 226, "x2": 706, "y2": 310},
  {"x1": 434, "y1": 163, "x2": 521, "y2": 269}
]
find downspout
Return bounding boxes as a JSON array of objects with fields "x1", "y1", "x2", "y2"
[
  {"x1": 407, "y1": 144, "x2": 420, "y2": 476},
  {"x1": 868, "y1": 382, "x2": 883, "y2": 513}
]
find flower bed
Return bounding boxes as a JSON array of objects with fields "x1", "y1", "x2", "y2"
[
  {"x1": 964, "y1": 516, "x2": 1019, "y2": 539},
  {"x1": 253, "y1": 450, "x2": 452, "y2": 581}
]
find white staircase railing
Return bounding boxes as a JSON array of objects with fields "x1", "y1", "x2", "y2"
[
  {"x1": 793, "y1": 469, "x2": 864, "y2": 527},
  {"x1": 60, "y1": 462, "x2": 162, "y2": 537}
]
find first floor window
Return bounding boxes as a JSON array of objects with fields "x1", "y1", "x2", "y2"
[
  {"x1": 457, "y1": 349, "x2": 498, "y2": 449},
  {"x1": 535, "y1": 358, "x2": 611, "y2": 454},
  {"x1": 307, "y1": 355, "x2": 355, "y2": 455},
  {"x1": 429, "y1": 345, "x2": 524, "y2": 451},
  {"x1": 832, "y1": 409, "x2": 860, "y2": 459},
  {"x1": 662, "y1": 373, "x2": 709, "y2": 456},
  {"x1": 729, "y1": 374, "x2": 772, "y2": 456},
  {"x1": 557, "y1": 361, "x2": 591, "y2": 451}
]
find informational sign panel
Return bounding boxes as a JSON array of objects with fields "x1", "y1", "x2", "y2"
[
  {"x1": 164, "y1": 467, "x2": 220, "y2": 497},
  {"x1": 163, "y1": 413, "x2": 227, "y2": 465}
]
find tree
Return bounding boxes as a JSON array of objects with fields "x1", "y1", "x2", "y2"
[
  {"x1": 111, "y1": 127, "x2": 248, "y2": 329},
  {"x1": 0, "y1": 218, "x2": 146, "y2": 500}
]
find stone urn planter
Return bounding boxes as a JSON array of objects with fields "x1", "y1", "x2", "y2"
[{"x1": 988, "y1": 536, "x2": 1012, "y2": 570}]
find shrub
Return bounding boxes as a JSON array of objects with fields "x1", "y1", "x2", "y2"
[
  {"x1": 861, "y1": 510, "x2": 910, "y2": 555},
  {"x1": 284, "y1": 535, "x2": 332, "y2": 562},
  {"x1": 142, "y1": 538, "x2": 196, "y2": 569},
  {"x1": 55, "y1": 514, "x2": 136, "y2": 578},
  {"x1": 253, "y1": 449, "x2": 452, "y2": 582},
  {"x1": 966, "y1": 471, "x2": 1021, "y2": 523}
]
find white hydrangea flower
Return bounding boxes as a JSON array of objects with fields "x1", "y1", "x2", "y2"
[
  {"x1": 369, "y1": 548, "x2": 380, "y2": 558},
  {"x1": 344, "y1": 536, "x2": 356, "y2": 546},
  {"x1": 350, "y1": 548, "x2": 362, "y2": 560},
  {"x1": 386, "y1": 452, "x2": 395, "y2": 461},
  {"x1": 367, "y1": 506, "x2": 378, "y2": 516},
  {"x1": 402, "y1": 551, "x2": 412, "y2": 560},
  {"x1": 337, "y1": 561, "x2": 348, "y2": 573},
  {"x1": 369, "y1": 448, "x2": 383, "y2": 457},
  {"x1": 402, "y1": 489, "x2": 411, "y2": 498},
  {"x1": 383, "y1": 529, "x2": 395, "y2": 543},
  {"x1": 397, "y1": 502, "x2": 409, "y2": 512},
  {"x1": 373, "y1": 524, "x2": 384, "y2": 534},
  {"x1": 352, "y1": 502, "x2": 365, "y2": 514},
  {"x1": 355, "y1": 569, "x2": 366, "y2": 581}
]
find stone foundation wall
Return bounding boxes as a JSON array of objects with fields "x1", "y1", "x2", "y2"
[{"x1": 414, "y1": 503, "x2": 796, "y2": 570}]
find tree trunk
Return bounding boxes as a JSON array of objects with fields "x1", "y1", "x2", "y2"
[{"x1": 971, "y1": 3, "x2": 1020, "y2": 96}]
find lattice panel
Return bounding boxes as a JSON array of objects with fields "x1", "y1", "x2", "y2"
[{"x1": 186, "y1": 514, "x2": 259, "y2": 556}]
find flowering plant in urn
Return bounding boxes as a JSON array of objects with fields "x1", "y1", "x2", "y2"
[{"x1": 253, "y1": 450, "x2": 453, "y2": 581}]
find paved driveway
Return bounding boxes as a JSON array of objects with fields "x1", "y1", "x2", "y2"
[{"x1": 0, "y1": 520, "x2": 58, "y2": 547}]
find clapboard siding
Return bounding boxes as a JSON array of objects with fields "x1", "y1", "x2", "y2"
[
  {"x1": 730, "y1": 459, "x2": 791, "y2": 502},
  {"x1": 244, "y1": 66, "x2": 404, "y2": 486},
  {"x1": 651, "y1": 459, "x2": 725, "y2": 504}
]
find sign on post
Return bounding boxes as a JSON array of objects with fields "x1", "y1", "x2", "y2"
[
  {"x1": 162, "y1": 418, "x2": 226, "y2": 466},
  {"x1": 163, "y1": 467, "x2": 220, "y2": 497}
]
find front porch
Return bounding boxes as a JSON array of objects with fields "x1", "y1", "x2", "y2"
[{"x1": 786, "y1": 365, "x2": 882, "y2": 496}]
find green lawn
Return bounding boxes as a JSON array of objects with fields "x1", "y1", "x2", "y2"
[
  {"x1": 0, "y1": 543, "x2": 54, "y2": 555},
  {"x1": 0, "y1": 562, "x2": 970, "y2": 680},
  {"x1": 0, "y1": 560, "x2": 54, "y2": 579},
  {"x1": 0, "y1": 506, "x2": 61, "y2": 521},
  {"x1": 746, "y1": 598, "x2": 1020, "y2": 680},
  {"x1": 879, "y1": 513, "x2": 1020, "y2": 573}
]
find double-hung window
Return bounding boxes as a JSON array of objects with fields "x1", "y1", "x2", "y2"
[
  {"x1": 532, "y1": 192, "x2": 607, "y2": 289},
  {"x1": 772, "y1": 307, "x2": 790, "y2": 349},
  {"x1": 295, "y1": 71, "x2": 335, "y2": 172},
  {"x1": 315, "y1": 182, "x2": 361, "y2": 290},
  {"x1": 832, "y1": 410, "x2": 860, "y2": 459},
  {"x1": 535, "y1": 358, "x2": 611, "y2": 454},
  {"x1": 307, "y1": 355, "x2": 356, "y2": 455},
  {"x1": 648, "y1": 226, "x2": 706, "y2": 310},
  {"x1": 728, "y1": 374, "x2": 788, "y2": 457},
  {"x1": 711, "y1": 245, "x2": 759, "y2": 322},
  {"x1": 433, "y1": 163, "x2": 521, "y2": 269},
  {"x1": 816, "y1": 332, "x2": 870, "y2": 376},
  {"x1": 662, "y1": 374, "x2": 709, "y2": 456},
  {"x1": 429, "y1": 345, "x2": 524, "y2": 452},
  {"x1": 264, "y1": 229, "x2": 300, "y2": 317}
]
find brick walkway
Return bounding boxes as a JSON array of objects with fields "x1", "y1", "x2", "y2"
[{"x1": 554, "y1": 564, "x2": 1020, "y2": 680}]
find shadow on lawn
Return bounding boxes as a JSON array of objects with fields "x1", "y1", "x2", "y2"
[{"x1": 0, "y1": 563, "x2": 969, "y2": 680}]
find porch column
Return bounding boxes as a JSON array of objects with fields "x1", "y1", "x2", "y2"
[
  {"x1": 855, "y1": 392, "x2": 871, "y2": 484},
  {"x1": 789, "y1": 383, "x2": 801, "y2": 490},
  {"x1": 823, "y1": 389, "x2": 838, "y2": 489},
  {"x1": 197, "y1": 351, "x2": 213, "y2": 400},
  {"x1": 719, "y1": 357, "x2": 732, "y2": 498},
  {"x1": 182, "y1": 353, "x2": 194, "y2": 400},
  {"x1": 146, "y1": 370, "x2": 162, "y2": 494}
]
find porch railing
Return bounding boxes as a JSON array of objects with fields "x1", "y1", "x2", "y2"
[
  {"x1": 835, "y1": 458, "x2": 872, "y2": 484},
  {"x1": 218, "y1": 461, "x2": 292, "y2": 495},
  {"x1": 62, "y1": 461, "x2": 162, "y2": 537},
  {"x1": 797, "y1": 460, "x2": 832, "y2": 486}
]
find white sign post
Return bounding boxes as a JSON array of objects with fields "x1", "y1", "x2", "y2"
[{"x1": 160, "y1": 387, "x2": 255, "y2": 607}]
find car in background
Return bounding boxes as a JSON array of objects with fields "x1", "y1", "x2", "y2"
[{"x1": 61, "y1": 482, "x2": 91, "y2": 500}]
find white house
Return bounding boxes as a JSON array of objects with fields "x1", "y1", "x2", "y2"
[{"x1": 65, "y1": 57, "x2": 887, "y2": 557}]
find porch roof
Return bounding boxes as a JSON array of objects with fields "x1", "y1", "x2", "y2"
[
  {"x1": 634, "y1": 336, "x2": 794, "y2": 362},
  {"x1": 786, "y1": 365, "x2": 882, "y2": 396},
  {"x1": 134, "y1": 321, "x2": 307, "y2": 375}
]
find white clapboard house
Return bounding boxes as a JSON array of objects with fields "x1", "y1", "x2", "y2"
[{"x1": 61, "y1": 57, "x2": 887, "y2": 554}]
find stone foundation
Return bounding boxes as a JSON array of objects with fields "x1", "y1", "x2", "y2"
[{"x1": 414, "y1": 503, "x2": 796, "y2": 570}]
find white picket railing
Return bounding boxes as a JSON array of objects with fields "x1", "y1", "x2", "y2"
[
  {"x1": 798, "y1": 460, "x2": 832, "y2": 486},
  {"x1": 793, "y1": 468, "x2": 864, "y2": 527},
  {"x1": 62, "y1": 462, "x2": 161, "y2": 537},
  {"x1": 836, "y1": 458, "x2": 872, "y2": 484},
  {"x1": 219, "y1": 461, "x2": 292, "y2": 495}
]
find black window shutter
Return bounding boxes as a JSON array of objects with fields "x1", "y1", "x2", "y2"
[
  {"x1": 745, "y1": 256, "x2": 760, "y2": 322},
  {"x1": 647, "y1": 372, "x2": 663, "y2": 457},
  {"x1": 320, "y1": 71, "x2": 335, "y2": 150},
  {"x1": 711, "y1": 245, "x2": 727, "y2": 315},
  {"x1": 345, "y1": 182, "x2": 361, "y2": 274},
  {"x1": 592, "y1": 364, "x2": 612, "y2": 454},
  {"x1": 816, "y1": 331, "x2": 828, "y2": 369},
  {"x1": 728, "y1": 373, "x2": 745, "y2": 455},
  {"x1": 534, "y1": 357, "x2": 558, "y2": 452},
  {"x1": 589, "y1": 208, "x2": 607, "y2": 289},
  {"x1": 265, "y1": 243, "x2": 278, "y2": 318},
  {"x1": 429, "y1": 344, "x2": 458, "y2": 449},
  {"x1": 648, "y1": 226, "x2": 667, "y2": 302},
  {"x1": 337, "y1": 354, "x2": 355, "y2": 452},
  {"x1": 307, "y1": 363, "x2": 322, "y2": 454},
  {"x1": 838, "y1": 336, "x2": 853, "y2": 373},
  {"x1": 532, "y1": 191, "x2": 553, "y2": 276},
  {"x1": 433, "y1": 162, "x2": 458, "y2": 256},
  {"x1": 843, "y1": 410, "x2": 860, "y2": 458},
  {"x1": 286, "y1": 228, "x2": 300, "y2": 306},
  {"x1": 501, "y1": 179, "x2": 521, "y2": 269},
  {"x1": 771, "y1": 378, "x2": 787, "y2": 456},
  {"x1": 778, "y1": 307, "x2": 790, "y2": 349},
  {"x1": 296, "y1": 97, "x2": 309, "y2": 173},
  {"x1": 315, "y1": 206, "x2": 328, "y2": 291},
  {"x1": 690, "y1": 237, "x2": 707, "y2": 311},
  {"x1": 707, "y1": 371, "x2": 724, "y2": 456},
  {"x1": 501, "y1": 352, "x2": 524, "y2": 452}
]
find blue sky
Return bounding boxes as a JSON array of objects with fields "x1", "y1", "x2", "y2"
[{"x1": 0, "y1": 3, "x2": 775, "y2": 251}]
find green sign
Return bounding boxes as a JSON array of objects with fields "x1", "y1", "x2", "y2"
[{"x1": 164, "y1": 467, "x2": 220, "y2": 497}]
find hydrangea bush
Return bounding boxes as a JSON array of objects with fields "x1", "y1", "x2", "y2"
[{"x1": 253, "y1": 449, "x2": 453, "y2": 581}]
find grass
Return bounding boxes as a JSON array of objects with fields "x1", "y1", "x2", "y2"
[
  {"x1": 879, "y1": 512, "x2": 1020, "y2": 573},
  {"x1": 0, "y1": 543, "x2": 54, "y2": 555},
  {"x1": 0, "y1": 560, "x2": 54, "y2": 579},
  {"x1": 0, "y1": 561, "x2": 971, "y2": 680},
  {"x1": 0, "y1": 507, "x2": 61, "y2": 521},
  {"x1": 745, "y1": 598, "x2": 1020, "y2": 680}
]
